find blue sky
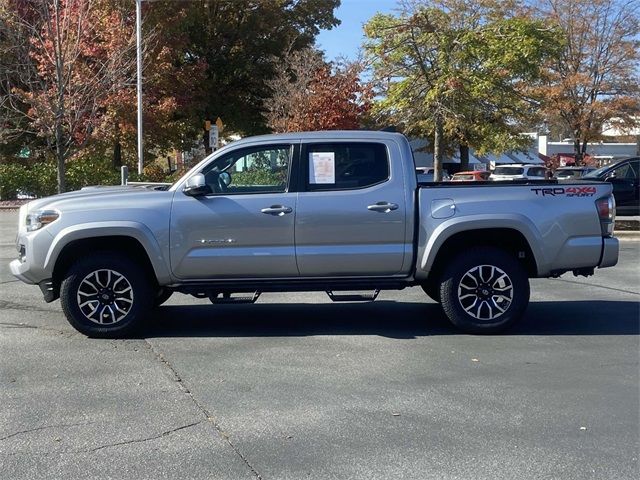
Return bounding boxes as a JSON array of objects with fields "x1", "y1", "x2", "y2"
[{"x1": 316, "y1": 0, "x2": 399, "y2": 61}]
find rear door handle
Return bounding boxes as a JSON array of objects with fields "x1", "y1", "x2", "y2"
[
  {"x1": 367, "y1": 202, "x2": 399, "y2": 213},
  {"x1": 261, "y1": 205, "x2": 293, "y2": 216}
]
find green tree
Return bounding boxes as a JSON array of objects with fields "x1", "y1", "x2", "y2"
[
  {"x1": 180, "y1": 0, "x2": 340, "y2": 135},
  {"x1": 364, "y1": 0, "x2": 562, "y2": 178}
]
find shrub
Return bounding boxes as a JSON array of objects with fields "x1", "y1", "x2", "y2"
[{"x1": 0, "y1": 163, "x2": 31, "y2": 200}]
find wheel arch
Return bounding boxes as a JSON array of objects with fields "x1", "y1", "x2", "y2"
[
  {"x1": 48, "y1": 223, "x2": 171, "y2": 291},
  {"x1": 418, "y1": 218, "x2": 544, "y2": 282}
]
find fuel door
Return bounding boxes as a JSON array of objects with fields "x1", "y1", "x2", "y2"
[{"x1": 431, "y1": 198, "x2": 456, "y2": 219}]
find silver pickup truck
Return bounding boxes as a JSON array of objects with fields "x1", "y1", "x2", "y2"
[{"x1": 10, "y1": 131, "x2": 619, "y2": 337}]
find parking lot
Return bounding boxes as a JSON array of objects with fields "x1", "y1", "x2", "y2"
[{"x1": 0, "y1": 209, "x2": 638, "y2": 480}]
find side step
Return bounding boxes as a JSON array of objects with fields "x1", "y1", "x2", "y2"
[
  {"x1": 209, "y1": 292, "x2": 261, "y2": 304},
  {"x1": 326, "y1": 290, "x2": 380, "y2": 302}
]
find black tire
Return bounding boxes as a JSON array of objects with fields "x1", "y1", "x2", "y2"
[
  {"x1": 60, "y1": 252, "x2": 153, "y2": 338},
  {"x1": 439, "y1": 247, "x2": 529, "y2": 334},
  {"x1": 154, "y1": 288, "x2": 173, "y2": 307},
  {"x1": 421, "y1": 281, "x2": 441, "y2": 303}
]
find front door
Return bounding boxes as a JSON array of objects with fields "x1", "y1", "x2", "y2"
[
  {"x1": 609, "y1": 159, "x2": 639, "y2": 211},
  {"x1": 170, "y1": 144, "x2": 299, "y2": 279},
  {"x1": 295, "y1": 141, "x2": 408, "y2": 277}
]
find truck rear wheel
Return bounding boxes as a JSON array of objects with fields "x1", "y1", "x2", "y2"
[
  {"x1": 60, "y1": 252, "x2": 153, "y2": 338},
  {"x1": 439, "y1": 247, "x2": 529, "y2": 334}
]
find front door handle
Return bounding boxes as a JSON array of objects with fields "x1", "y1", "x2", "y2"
[
  {"x1": 261, "y1": 205, "x2": 293, "y2": 216},
  {"x1": 367, "y1": 202, "x2": 399, "y2": 213}
]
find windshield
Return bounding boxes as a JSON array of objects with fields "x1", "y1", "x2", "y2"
[{"x1": 493, "y1": 167, "x2": 524, "y2": 175}]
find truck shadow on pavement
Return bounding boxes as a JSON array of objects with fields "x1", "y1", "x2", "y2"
[{"x1": 145, "y1": 300, "x2": 640, "y2": 338}]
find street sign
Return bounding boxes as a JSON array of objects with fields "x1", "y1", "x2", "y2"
[
  {"x1": 215, "y1": 117, "x2": 224, "y2": 132},
  {"x1": 209, "y1": 126, "x2": 219, "y2": 150}
]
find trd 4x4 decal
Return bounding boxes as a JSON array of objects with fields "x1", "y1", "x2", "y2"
[{"x1": 531, "y1": 186, "x2": 597, "y2": 197}]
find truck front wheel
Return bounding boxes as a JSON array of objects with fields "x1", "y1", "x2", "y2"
[
  {"x1": 60, "y1": 253, "x2": 153, "y2": 338},
  {"x1": 439, "y1": 247, "x2": 529, "y2": 334}
]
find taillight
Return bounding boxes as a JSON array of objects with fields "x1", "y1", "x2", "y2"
[{"x1": 595, "y1": 195, "x2": 615, "y2": 236}]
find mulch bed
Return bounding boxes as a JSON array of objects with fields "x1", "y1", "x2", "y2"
[{"x1": 0, "y1": 200, "x2": 30, "y2": 209}]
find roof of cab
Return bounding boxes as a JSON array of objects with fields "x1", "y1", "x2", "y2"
[{"x1": 226, "y1": 130, "x2": 407, "y2": 146}]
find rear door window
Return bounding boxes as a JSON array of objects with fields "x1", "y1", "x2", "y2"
[{"x1": 303, "y1": 143, "x2": 389, "y2": 191}]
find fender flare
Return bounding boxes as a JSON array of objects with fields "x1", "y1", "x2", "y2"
[
  {"x1": 417, "y1": 214, "x2": 549, "y2": 278},
  {"x1": 45, "y1": 221, "x2": 172, "y2": 284}
]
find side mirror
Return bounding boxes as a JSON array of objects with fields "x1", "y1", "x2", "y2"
[
  {"x1": 219, "y1": 171, "x2": 231, "y2": 187},
  {"x1": 183, "y1": 173, "x2": 210, "y2": 197}
]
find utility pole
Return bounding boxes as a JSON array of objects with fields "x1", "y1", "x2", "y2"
[{"x1": 136, "y1": 0, "x2": 143, "y2": 175}]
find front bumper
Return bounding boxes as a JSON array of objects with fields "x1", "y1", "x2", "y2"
[
  {"x1": 599, "y1": 236, "x2": 619, "y2": 268},
  {"x1": 10, "y1": 258, "x2": 37, "y2": 284}
]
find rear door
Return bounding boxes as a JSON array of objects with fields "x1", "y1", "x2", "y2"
[{"x1": 294, "y1": 140, "x2": 408, "y2": 277}]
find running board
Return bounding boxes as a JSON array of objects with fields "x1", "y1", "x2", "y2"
[
  {"x1": 209, "y1": 292, "x2": 261, "y2": 304},
  {"x1": 326, "y1": 290, "x2": 380, "y2": 302}
]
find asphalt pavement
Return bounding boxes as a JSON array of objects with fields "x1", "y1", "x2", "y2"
[{"x1": 0, "y1": 210, "x2": 638, "y2": 480}]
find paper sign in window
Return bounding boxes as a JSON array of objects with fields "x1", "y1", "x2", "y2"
[{"x1": 309, "y1": 152, "x2": 335, "y2": 184}]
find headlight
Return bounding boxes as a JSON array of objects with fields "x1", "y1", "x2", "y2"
[{"x1": 26, "y1": 209, "x2": 60, "y2": 232}]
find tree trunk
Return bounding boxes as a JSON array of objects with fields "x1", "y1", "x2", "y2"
[
  {"x1": 580, "y1": 140, "x2": 588, "y2": 165},
  {"x1": 573, "y1": 138, "x2": 582, "y2": 166},
  {"x1": 113, "y1": 121, "x2": 122, "y2": 169},
  {"x1": 55, "y1": 109, "x2": 65, "y2": 193},
  {"x1": 459, "y1": 144, "x2": 470, "y2": 172},
  {"x1": 433, "y1": 115, "x2": 444, "y2": 182},
  {"x1": 53, "y1": 1, "x2": 66, "y2": 194}
]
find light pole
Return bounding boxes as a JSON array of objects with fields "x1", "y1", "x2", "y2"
[{"x1": 136, "y1": 0, "x2": 143, "y2": 175}]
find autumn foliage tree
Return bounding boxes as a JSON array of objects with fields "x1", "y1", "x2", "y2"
[
  {"x1": 0, "y1": 0, "x2": 140, "y2": 192},
  {"x1": 364, "y1": 0, "x2": 562, "y2": 178},
  {"x1": 265, "y1": 48, "x2": 372, "y2": 132},
  {"x1": 1, "y1": 0, "x2": 340, "y2": 193},
  {"x1": 532, "y1": 0, "x2": 640, "y2": 164}
]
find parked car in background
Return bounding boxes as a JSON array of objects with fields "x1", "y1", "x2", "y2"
[
  {"x1": 451, "y1": 171, "x2": 491, "y2": 182},
  {"x1": 583, "y1": 157, "x2": 639, "y2": 215},
  {"x1": 490, "y1": 164, "x2": 548, "y2": 181},
  {"x1": 416, "y1": 167, "x2": 450, "y2": 182},
  {"x1": 553, "y1": 166, "x2": 597, "y2": 180}
]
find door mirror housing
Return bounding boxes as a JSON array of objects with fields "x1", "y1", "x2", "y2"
[
  {"x1": 219, "y1": 171, "x2": 231, "y2": 186},
  {"x1": 183, "y1": 173, "x2": 210, "y2": 196}
]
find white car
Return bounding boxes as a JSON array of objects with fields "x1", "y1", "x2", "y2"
[{"x1": 490, "y1": 164, "x2": 548, "y2": 181}]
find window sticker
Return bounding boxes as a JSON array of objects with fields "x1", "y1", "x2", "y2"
[{"x1": 309, "y1": 152, "x2": 335, "y2": 184}]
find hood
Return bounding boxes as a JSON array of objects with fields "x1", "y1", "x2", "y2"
[{"x1": 25, "y1": 185, "x2": 171, "y2": 212}]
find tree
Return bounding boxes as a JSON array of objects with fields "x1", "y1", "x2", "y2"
[
  {"x1": 532, "y1": 0, "x2": 640, "y2": 164},
  {"x1": 180, "y1": 0, "x2": 340, "y2": 135},
  {"x1": 265, "y1": 48, "x2": 372, "y2": 132},
  {"x1": 91, "y1": 1, "x2": 207, "y2": 171},
  {"x1": 0, "y1": 0, "x2": 136, "y2": 193},
  {"x1": 363, "y1": 0, "x2": 562, "y2": 178},
  {"x1": 1, "y1": 0, "x2": 340, "y2": 192}
]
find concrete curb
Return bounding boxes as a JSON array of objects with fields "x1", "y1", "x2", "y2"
[{"x1": 614, "y1": 231, "x2": 640, "y2": 242}]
